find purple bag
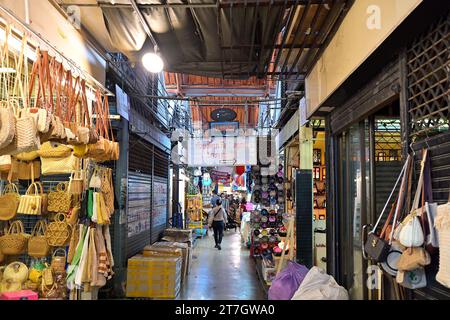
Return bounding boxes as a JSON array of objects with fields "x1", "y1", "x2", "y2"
[{"x1": 268, "y1": 261, "x2": 309, "y2": 300}]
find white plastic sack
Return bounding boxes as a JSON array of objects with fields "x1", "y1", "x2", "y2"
[{"x1": 291, "y1": 267, "x2": 349, "y2": 300}]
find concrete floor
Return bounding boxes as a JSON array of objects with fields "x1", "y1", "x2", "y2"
[{"x1": 179, "y1": 229, "x2": 266, "y2": 300}]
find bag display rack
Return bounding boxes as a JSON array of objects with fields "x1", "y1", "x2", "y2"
[{"x1": 0, "y1": 17, "x2": 119, "y2": 300}]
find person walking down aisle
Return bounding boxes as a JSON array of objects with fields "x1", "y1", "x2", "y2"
[
  {"x1": 210, "y1": 190, "x2": 221, "y2": 208},
  {"x1": 208, "y1": 199, "x2": 228, "y2": 250}
]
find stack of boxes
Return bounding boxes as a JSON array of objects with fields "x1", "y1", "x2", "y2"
[{"x1": 125, "y1": 229, "x2": 194, "y2": 299}]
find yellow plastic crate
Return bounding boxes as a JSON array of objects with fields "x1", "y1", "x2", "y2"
[{"x1": 126, "y1": 255, "x2": 182, "y2": 299}]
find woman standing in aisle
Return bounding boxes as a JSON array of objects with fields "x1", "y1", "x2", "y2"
[{"x1": 208, "y1": 199, "x2": 228, "y2": 250}]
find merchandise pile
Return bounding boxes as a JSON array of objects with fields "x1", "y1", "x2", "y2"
[{"x1": 0, "y1": 26, "x2": 118, "y2": 300}]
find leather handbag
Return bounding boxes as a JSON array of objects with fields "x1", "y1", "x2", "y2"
[
  {"x1": 364, "y1": 156, "x2": 411, "y2": 262},
  {"x1": 48, "y1": 182, "x2": 71, "y2": 213},
  {"x1": 0, "y1": 221, "x2": 30, "y2": 255},
  {"x1": 0, "y1": 183, "x2": 20, "y2": 221},
  {"x1": 28, "y1": 220, "x2": 50, "y2": 258},
  {"x1": 17, "y1": 183, "x2": 42, "y2": 215},
  {"x1": 41, "y1": 153, "x2": 79, "y2": 175},
  {"x1": 45, "y1": 213, "x2": 71, "y2": 247}
]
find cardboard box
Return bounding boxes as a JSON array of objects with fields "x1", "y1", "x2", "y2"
[
  {"x1": 142, "y1": 246, "x2": 185, "y2": 283},
  {"x1": 163, "y1": 228, "x2": 193, "y2": 243},
  {"x1": 152, "y1": 242, "x2": 191, "y2": 278},
  {"x1": 126, "y1": 255, "x2": 182, "y2": 299}
]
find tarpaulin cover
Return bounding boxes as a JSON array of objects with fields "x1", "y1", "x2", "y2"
[{"x1": 65, "y1": 0, "x2": 283, "y2": 77}]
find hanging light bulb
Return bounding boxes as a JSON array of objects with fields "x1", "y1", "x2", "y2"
[{"x1": 142, "y1": 52, "x2": 164, "y2": 73}]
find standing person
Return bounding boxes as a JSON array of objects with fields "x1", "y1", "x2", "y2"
[
  {"x1": 221, "y1": 193, "x2": 230, "y2": 215},
  {"x1": 210, "y1": 190, "x2": 220, "y2": 208},
  {"x1": 208, "y1": 199, "x2": 228, "y2": 250},
  {"x1": 240, "y1": 198, "x2": 248, "y2": 222}
]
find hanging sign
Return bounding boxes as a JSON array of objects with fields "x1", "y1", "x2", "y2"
[
  {"x1": 187, "y1": 136, "x2": 257, "y2": 166},
  {"x1": 116, "y1": 84, "x2": 130, "y2": 120}
]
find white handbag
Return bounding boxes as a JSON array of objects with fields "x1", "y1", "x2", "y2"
[
  {"x1": 396, "y1": 267, "x2": 427, "y2": 289},
  {"x1": 399, "y1": 214, "x2": 425, "y2": 247}
]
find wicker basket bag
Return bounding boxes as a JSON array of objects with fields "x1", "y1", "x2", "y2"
[{"x1": 0, "y1": 221, "x2": 30, "y2": 255}]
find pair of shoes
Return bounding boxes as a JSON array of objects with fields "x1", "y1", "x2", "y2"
[{"x1": 217, "y1": 245, "x2": 222, "y2": 250}]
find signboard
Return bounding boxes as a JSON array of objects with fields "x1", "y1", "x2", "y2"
[
  {"x1": 152, "y1": 182, "x2": 168, "y2": 227},
  {"x1": 187, "y1": 136, "x2": 257, "y2": 166},
  {"x1": 116, "y1": 84, "x2": 130, "y2": 120},
  {"x1": 209, "y1": 122, "x2": 239, "y2": 136}
]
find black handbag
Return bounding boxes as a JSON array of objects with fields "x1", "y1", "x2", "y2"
[
  {"x1": 363, "y1": 154, "x2": 412, "y2": 263},
  {"x1": 365, "y1": 233, "x2": 390, "y2": 262}
]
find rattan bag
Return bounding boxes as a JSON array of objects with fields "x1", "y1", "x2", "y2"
[
  {"x1": 45, "y1": 213, "x2": 71, "y2": 247},
  {"x1": 48, "y1": 182, "x2": 71, "y2": 213},
  {"x1": 0, "y1": 221, "x2": 30, "y2": 255},
  {"x1": 0, "y1": 183, "x2": 20, "y2": 221},
  {"x1": 28, "y1": 220, "x2": 50, "y2": 258}
]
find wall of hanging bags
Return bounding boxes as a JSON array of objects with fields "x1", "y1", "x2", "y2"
[{"x1": 0, "y1": 22, "x2": 118, "y2": 300}]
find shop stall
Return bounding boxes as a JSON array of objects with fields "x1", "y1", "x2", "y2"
[{"x1": 0, "y1": 14, "x2": 119, "y2": 300}]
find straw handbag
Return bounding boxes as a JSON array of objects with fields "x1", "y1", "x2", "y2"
[
  {"x1": 68, "y1": 170, "x2": 85, "y2": 195},
  {"x1": 16, "y1": 160, "x2": 40, "y2": 181},
  {"x1": 0, "y1": 101, "x2": 16, "y2": 150},
  {"x1": 0, "y1": 155, "x2": 12, "y2": 172},
  {"x1": 45, "y1": 213, "x2": 71, "y2": 247},
  {"x1": 33, "y1": 181, "x2": 48, "y2": 214},
  {"x1": 28, "y1": 220, "x2": 50, "y2": 258},
  {"x1": 37, "y1": 141, "x2": 72, "y2": 158},
  {"x1": 0, "y1": 183, "x2": 20, "y2": 221},
  {"x1": 0, "y1": 221, "x2": 30, "y2": 255},
  {"x1": 73, "y1": 144, "x2": 88, "y2": 158},
  {"x1": 13, "y1": 100, "x2": 41, "y2": 154},
  {"x1": 435, "y1": 192, "x2": 450, "y2": 288},
  {"x1": 41, "y1": 153, "x2": 79, "y2": 176},
  {"x1": 17, "y1": 183, "x2": 42, "y2": 215},
  {"x1": 2, "y1": 261, "x2": 29, "y2": 284},
  {"x1": 15, "y1": 150, "x2": 39, "y2": 161},
  {"x1": 51, "y1": 248, "x2": 67, "y2": 274},
  {"x1": 48, "y1": 182, "x2": 71, "y2": 213}
]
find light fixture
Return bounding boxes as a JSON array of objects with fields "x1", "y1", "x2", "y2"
[{"x1": 142, "y1": 47, "x2": 164, "y2": 73}]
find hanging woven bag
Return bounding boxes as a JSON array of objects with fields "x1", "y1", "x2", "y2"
[
  {"x1": 0, "y1": 183, "x2": 20, "y2": 221},
  {"x1": 0, "y1": 101, "x2": 16, "y2": 150},
  {"x1": 45, "y1": 213, "x2": 71, "y2": 247},
  {"x1": 435, "y1": 192, "x2": 450, "y2": 288},
  {"x1": 47, "y1": 182, "x2": 71, "y2": 213},
  {"x1": 0, "y1": 221, "x2": 30, "y2": 255},
  {"x1": 28, "y1": 220, "x2": 50, "y2": 258},
  {"x1": 17, "y1": 182, "x2": 43, "y2": 215}
]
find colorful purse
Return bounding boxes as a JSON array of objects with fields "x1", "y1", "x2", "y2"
[
  {"x1": 47, "y1": 182, "x2": 71, "y2": 213},
  {"x1": 17, "y1": 183, "x2": 42, "y2": 215},
  {"x1": 0, "y1": 183, "x2": 20, "y2": 221},
  {"x1": 28, "y1": 220, "x2": 50, "y2": 258}
]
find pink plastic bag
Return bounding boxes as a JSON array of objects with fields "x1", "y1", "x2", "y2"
[{"x1": 268, "y1": 261, "x2": 309, "y2": 300}]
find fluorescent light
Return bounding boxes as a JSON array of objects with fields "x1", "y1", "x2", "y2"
[
  {"x1": 142, "y1": 52, "x2": 164, "y2": 73},
  {"x1": 0, "y1": 67, "x2": 16, "y2": 73}
]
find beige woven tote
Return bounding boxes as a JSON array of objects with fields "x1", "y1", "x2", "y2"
[{"x1": 436, "y1": 192, "x2": 450, "y2": 288}]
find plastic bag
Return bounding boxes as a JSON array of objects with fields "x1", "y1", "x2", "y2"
[
  {"x1": 268, "y1": 261, "x2": 309, "y2": 300},
  {"x1": 291, "y1": 267, "x2": 349, "y2": 300}
]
